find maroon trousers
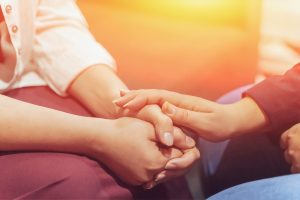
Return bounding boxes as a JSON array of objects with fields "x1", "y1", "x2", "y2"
[{"x1": 0, "y1": 87, "x2": 191, "y2": 199}]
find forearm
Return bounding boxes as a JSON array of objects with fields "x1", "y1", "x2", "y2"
[
  {"x1": 226, "y1": 97, "x2": 269, "y2": 137},
  {"x1": 114, "y1": 89, "x2": 270, "y2": 140},
  {"x1": 0, "y1": 94, "x2": 108, "y2": 154},
  {"x1": 244, "y1": 63, "x2": 300, "y2": 134},
  {"x1": 68, "y1": 64, "x2": 128, "y2": 118}
]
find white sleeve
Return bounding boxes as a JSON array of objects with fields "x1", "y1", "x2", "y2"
[{"x1": 32, "y1": 0, "x2": 116, "y2": 96}]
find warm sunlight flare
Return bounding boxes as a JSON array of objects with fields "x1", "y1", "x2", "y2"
[
  {"x1": 78, "y1": 0, "x2": 259, "y2": 99},
  {"x1": 113, "y1": 0, "x2": 246, "y2": 25}
]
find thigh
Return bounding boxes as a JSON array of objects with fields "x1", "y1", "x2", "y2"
[
  {"x1": 0, "y1": 152, "x2": 133, "y2": 199},
  {"x1": 1, "y1": 88, "x2": 136, "y2": 199},
  {"x1": 2, "y1": 86, "x2": 192, "y2": 199},
  {"x1": 199, "y1": 85, "x2": 289, "y2": 196},
  {"x1": 3, "y1": 86, "x2": 93, "y2": 117},
  {"x1": 208, "y1": 174, "x2": 300, "y2": 200}
]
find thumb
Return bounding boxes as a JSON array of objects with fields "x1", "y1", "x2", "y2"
[
  {"x1": 172, "y1": 127, "x2": 196, "y2": 150},
  {"x1": 162, "y1": 102, "x2": 199, "y2": 130}
]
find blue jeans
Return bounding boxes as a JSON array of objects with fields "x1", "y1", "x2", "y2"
[
  {"x1": 208, "y1": 174, "x2": 300, "y2": 200},
  {"x1": 199, "y1": 85, "x2": 290, "y2": 197}
]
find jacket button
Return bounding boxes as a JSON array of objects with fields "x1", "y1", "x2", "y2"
[
  {"x1": 11, "y1": 25, "x2": 18, "y2": 33},
  {"x1": 5, "y1": 5, "x2": 12, "y2": 14}
]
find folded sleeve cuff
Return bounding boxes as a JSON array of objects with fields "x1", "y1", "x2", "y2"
[{"x1": 243, "y1": 63, "x2": 300, "y2": 138}]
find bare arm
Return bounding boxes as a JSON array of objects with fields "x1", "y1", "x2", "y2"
[
  {"x1": 114, "y1": 89, "x2": 268, "y2": 141},
  {"x1": 68, "y1": 64, "x2": 128, "y2": 119},
  {"x1": 0, "y1": 94, "x2": 184, "y2": 185},
  {"x1": 0, "y1": 94, "x2": 110, "y2": 154},
  {"x1": 114, "y1": 63, "x2": 300, "y2": 141},
  {"x1": 68, "y1": 64, "x2": 200, "y2": 186},
  {"x1": 68, "y1": 64, "x2": 177, "y2": 146}
]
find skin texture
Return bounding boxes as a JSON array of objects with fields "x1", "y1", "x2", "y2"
[
  {"x1": 114, "y1": 89, "x2": 269, "y2": 142},
  {"x1": 281, "y1": 124, "x2": 300, "y2": 173},
  {"x1": 0, "y1": 64, "x2": 200, "y2": 187},
  {"x1": 0, "y1": 91, "x2": 197, "y2": 186},
  {"x1": 68, "y1": 65, "x2": 175, "y2": 146},
  {"x1": 89, "y1": 117, "x2": 184, "y2": 186},
  {"x1": 68, "y1": 65, "x2": 200, "y2": 186}
]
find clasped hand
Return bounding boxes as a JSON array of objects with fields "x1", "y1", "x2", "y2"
[
  {"x1": 112, "y1": 88, "x2": 268, "y2": 187},
  {"x1": 281, "y1": 124, "x2": 300, "y2": 173},
  {"x1": 114, "y1": 97, "x2": 200, "y2": 189}
]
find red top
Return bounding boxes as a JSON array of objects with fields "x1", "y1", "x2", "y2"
[
  {"x1": 0, "y1": 7, "x2": 3, "y2": 22},
  {"x1": 245, "y1": 63, "x2": 300, "y2": 139}
]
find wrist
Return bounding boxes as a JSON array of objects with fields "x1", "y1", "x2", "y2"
[
  {"x1": 227, "y1": 97, "x2": 268, "y2": 137},
  {"x1": 68, "y1": 64, "x2": 128, "y2": 119},
  {"x1": 81, "y1": 117, "x2": 116, "y2": 160}
]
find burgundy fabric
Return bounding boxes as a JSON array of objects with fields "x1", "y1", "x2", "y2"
[
  {"x1": 1, "y1": 86, "x2": 192, "y2": 199},
  {"x1": 0, "y1": 9, "x2": 3, "y2": 22},
  {"x1": 0, "y1": 152, "x2": 133, "y2": 199},
  {"x1": 244, "y1": 63, "x2": 300, "y2": 140}
]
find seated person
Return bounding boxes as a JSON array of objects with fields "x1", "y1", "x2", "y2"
[
  {"x1": 114, "y1": 63, "x2": 300, "y2": 198},
  {"x1": 0, "y1": 1, "x2": 199, "y2": 199}
]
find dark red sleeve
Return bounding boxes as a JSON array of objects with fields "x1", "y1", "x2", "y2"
[{"x1": 244, "y1": 63, "x2": 300, "y2": 137}]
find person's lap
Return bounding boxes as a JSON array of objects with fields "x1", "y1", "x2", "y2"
[
  {"x1": 0, "y1": 152, "x2": 134, "y2": 199},
  {"x1": 199, "y1": 85, "x2": 290, "y2": 197},
  {"x1": 6, "y1": 84, "x2": 289, "y2": 199},
  {"x1": 1, "y1": 86, "x2": 191, "y2": 199}
]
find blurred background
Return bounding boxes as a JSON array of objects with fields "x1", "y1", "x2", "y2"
[
  {"x1": 76, "y1": 1, "x2": 300, "y2": 199},
  {"x1": 77, "y1": 0, "x2": 300, "y2": 100}
]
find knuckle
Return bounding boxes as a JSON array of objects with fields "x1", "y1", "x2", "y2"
[
  {"x1": 161, "y1": 115, "x2": 173, "y2": 125},
  {"x1": 196, "y1": 150, "x2": 201, "y2": 160},
  {"x1": 155, "y1": 115, "x2": 172, "y2": 128},
  {"x1": 193, "y1": 148, "x2": 201, "y2": 160},
  {"x1": 288, "y1": 150, "x2": 295, "y2": 156},
  {"x1": 138, "y1": 175, "x2": 152, "y2": 184},
  {"x1": 145, "y1": 153, "x2": 166, "y2": 169},
  {"x1": 281, "y1": 133, "x2": 288, "y2": 143},
  {"x1": 287, "y1": 132, "x2": 294, "y2": 139},
  {"x1": 180, "y1": 110, "x2": 190, "y2": 123},
  {"x1": 173, "y1": 127, "x2": 184, "y2": 138},
  {"x1": 171, "y1": 148, "x2": 183, "y2": 157}
]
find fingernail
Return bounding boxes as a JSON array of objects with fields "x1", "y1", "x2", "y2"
[
  {"x1": 164, "y1": 132, "x2": 173, "y2": 146},
  {"x1": 112, "y1": 99, "x2": 119, "y2": 104},
  {"x1": 144, "y1": 182, "x2": 154, "y2": 190},
  {"x1": 165, "y1": 162, "x2": 177, "y2": 170},
  {"x1": 186, "y1": 137, "x2": 195, "y2": 147},
  {"x1": 165, "y1": 103, "x2": 175, "y2": 115},
  {"x1": 155, "y1": 173, "x2": 166, "y2": 182}
]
